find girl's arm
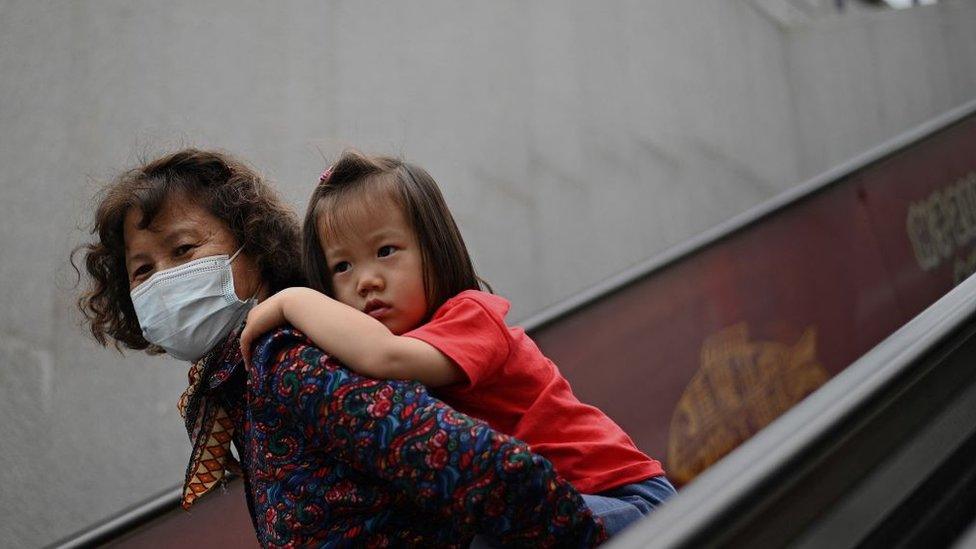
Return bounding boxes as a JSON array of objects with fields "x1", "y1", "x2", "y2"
[{"x1": 240, "y1": 287, "x2": 463, "y2": 387}]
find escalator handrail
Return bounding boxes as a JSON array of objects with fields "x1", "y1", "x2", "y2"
[
  {"x1": 607, "y1": 271, "x2": 976, "y2": 548},
  {"x1": 48, "y1": 485, "x2": 183, "y2": 549},
  {"x1": 51, "y1": 97, "x2": 976, "y2": 547}
]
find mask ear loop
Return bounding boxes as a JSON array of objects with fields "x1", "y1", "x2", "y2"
[
  {"x1": 228, "y1": 246, "x2": 245, "y2": 264},
  {"x1": 228, "y1": 246, "x2": 263, "y2": 301}
]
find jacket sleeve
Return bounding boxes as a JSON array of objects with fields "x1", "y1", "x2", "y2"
[{"x1": 251, "y1": 327, "x2": 606, "y2": 547}]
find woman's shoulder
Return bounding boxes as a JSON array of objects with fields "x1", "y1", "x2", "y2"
[
  {"x1": 244, "y1": 325, "x2": 360, "y2": 403},
  {"x1": 247, "y1": 325, "x2": 328, "y2": 376}
]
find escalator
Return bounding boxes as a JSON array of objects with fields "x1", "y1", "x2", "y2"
[
  {"x1": 610, "y1": 269, "x2": 976, "y2": 547},
  {"x1": 52, "y1": 98, "x2": 976, "y2": 547}
]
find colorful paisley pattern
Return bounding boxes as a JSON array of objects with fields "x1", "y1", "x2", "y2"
[{"x1": 206, "y1": 327, "x2": 606, "y2": 547}]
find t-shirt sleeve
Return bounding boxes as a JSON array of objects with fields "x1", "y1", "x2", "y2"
[{"x1": 404, "y1": 297, "x2": 511, "y2": 388}]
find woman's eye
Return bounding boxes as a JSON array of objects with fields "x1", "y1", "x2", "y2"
[
  {"x1": 378, "y1": 245, "x2": 396, "y2": 258},
  {"x1": 132, "y1": 265, "x2": 151, "y2": 281},
  {"x1": 333, "y1": 261, "x2": 351, "y2": 274},
  {"x1": 174, "y1": 244, "x2": 195, "y2": 257}
]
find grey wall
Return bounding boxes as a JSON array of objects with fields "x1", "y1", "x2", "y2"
[
  {"x1": 787, "y1": 3, "x2": 976, "y2": 176},
  {"x1": 1, "y1": 1, "x2": 974, "y2": 545}
]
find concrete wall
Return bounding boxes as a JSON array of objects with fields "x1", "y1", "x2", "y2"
[
  {"x1": 0, "y1": 1, "x2": 973, "y2": 545},
  {"x1": 786, "y1": 3, "x2": 976, "y2": 176}
]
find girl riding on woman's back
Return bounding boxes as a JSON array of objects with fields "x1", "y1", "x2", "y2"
[{"x1": 240, "y1": 150, "x2": 676, "y2": 536}]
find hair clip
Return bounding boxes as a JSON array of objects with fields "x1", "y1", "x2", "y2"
[{"x1": 319, "y1": 166, "x2": 335, "y2": 184}]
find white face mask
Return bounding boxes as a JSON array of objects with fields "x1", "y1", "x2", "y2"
[{"x1": 130, "y1": 247, "x2": 256, "y2": 362}]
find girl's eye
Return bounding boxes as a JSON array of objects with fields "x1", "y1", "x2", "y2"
[
  {"x1": 333, "y1": 261, "x2": 351, "y2": 274},
  {"x1": 378, "y1": 245, "x2": 396, "y2": 258}
]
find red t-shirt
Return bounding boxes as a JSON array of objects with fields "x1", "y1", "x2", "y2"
[{"x1": 404, "y1": 290, "x2": 663, "y2": 493}]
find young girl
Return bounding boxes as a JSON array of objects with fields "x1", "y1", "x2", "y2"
[{"x1": 240, "y1": 150, "x2": 675, "y2": 536}]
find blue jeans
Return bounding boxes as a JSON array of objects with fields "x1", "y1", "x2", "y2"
[
  {"x1": 581, "y1": 476, "x2": 677, "y2": 536},
  {"x1": 470, "y1": 476, "x2": 676, "y2": 546}
]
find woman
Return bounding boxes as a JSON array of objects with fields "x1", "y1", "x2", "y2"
[{"x1": 74, "y1": 149, "x2": 605, "y2": 547}]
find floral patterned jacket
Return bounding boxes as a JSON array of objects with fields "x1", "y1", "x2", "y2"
[{"x1": 206, "y1": 327, "x2": 606, "y2": 547}]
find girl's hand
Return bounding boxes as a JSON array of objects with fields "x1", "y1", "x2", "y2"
[{"x1": 240, "y1": 290, "x2": 290, "y2": 367}]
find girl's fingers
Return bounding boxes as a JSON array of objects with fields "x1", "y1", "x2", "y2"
[{"x1": 240, "y1": 330, "x2": 252, "y2": 365}]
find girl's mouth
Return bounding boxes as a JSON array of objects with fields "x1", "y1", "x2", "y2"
[{"x1": 364, "y1": 299, "x2": 392, "y2": 319}]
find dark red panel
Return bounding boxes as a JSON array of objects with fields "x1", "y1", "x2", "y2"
[
  {"x1": 110, "y1": 480, "x2": 258, "y2": 548},
  {"x1": 533, "y1": 114, "x2": 976, "y2": 485}
]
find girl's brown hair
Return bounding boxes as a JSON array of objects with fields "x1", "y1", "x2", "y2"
[
  {"x1": 303, "y1": 150, "x2": 488, "y2": 319},
  {"x1": 73, "y1": 148, "x2": 304, "y2": 353}
]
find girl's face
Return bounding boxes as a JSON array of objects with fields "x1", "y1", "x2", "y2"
[{"x1": 318, "y1": 197, "x2": 428, "y2": 335}]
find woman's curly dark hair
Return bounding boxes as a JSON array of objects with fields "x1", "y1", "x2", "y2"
[{"x1": 73, "y1": 148, "x2": 303, "y2": 353}]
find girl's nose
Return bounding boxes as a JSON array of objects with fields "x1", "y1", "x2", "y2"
[{"x1": 357, "y1": 271, "x2": 384, "y2": 295}]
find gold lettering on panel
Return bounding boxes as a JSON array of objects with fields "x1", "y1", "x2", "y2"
[{"x1": 907, "y1": 172, "x2": 976, "y2": 276}]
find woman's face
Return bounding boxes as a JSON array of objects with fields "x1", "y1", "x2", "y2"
[{"x1": 123, "y1": 193, "x2": 266, "y2": 301}]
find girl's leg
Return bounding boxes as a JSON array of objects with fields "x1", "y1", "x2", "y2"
[{"x1": 582, "y1": 476, "x2": 677, "y2": 536}]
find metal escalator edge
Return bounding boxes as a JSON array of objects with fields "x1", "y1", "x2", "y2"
[
  {"x1": 609, "y1": 271, "x2": 976, "y2": 548},
  {"x1": 49, "y1": 486, "x2": 183, "y2": 549}
]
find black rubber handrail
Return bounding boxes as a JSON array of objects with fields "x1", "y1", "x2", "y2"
[
  {"x1": 48, "y1": 485, "x2": 182, "y2": 549},
  {"x1": 50, "y1": 98, "x2": 976, "y2": 548}
]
